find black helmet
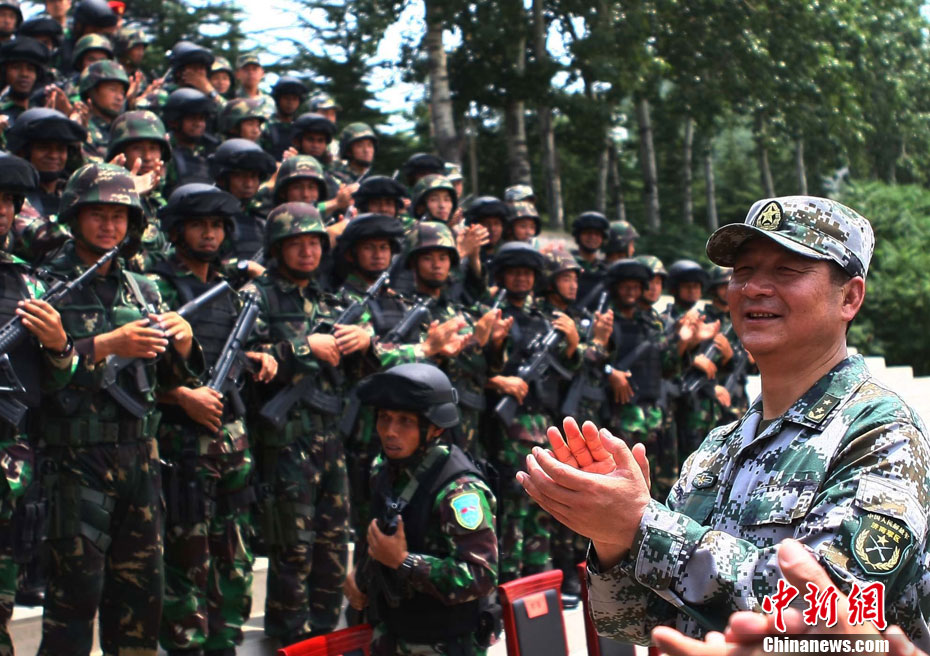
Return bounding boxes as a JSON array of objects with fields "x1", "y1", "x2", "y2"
[
  {"x1": 706, "y1": 264, "x2": 732, "y2": 288},
  {"x1": 6, "y1": 107, "x2": 87, "y2": 156},
  {"x1": 357, "y1": 363, "x2": 460, "y2": 429},
  {"x1": 490, "y1": 242, "x2": 545, "y2": 276},
  {"x1": 158, "y1": 183, "x2": 239, "y2": 236},
  {"x1": 271, "y1": 75, "x2": 308, "y2": 100},
  {"x1": 401, "y1": 152, "x2": 444, "y2": 185},
  {"x1": 291, "y1": 112, "x2": 336, "y2": 144},
  {"x1": 572, "y1": 211, "x2": 611, "y2": 239},
  {"x1": 606, "y1": 258, "x2": 652, "y2": 286},
  {"x1": 0, "y1": 153, "x2": 38, "y2": 213},
  {"x1": 352, "y1": 175, "x2": 408, "y2": 212},
  {"x1": 464, "y1": 196, "x2": 510, "y2": 225},
  {"x1": 162, "y1": 87, "x2": 214, "y2": 125},
  {"x1": 73, "y1": 0, "x2": 117, "y2": 29},
  {"x1": 0, "y1": 0, "x2": 22, "y2": 30},
  {"x1": 18, "y1": 15, "x2": 62, "y2": 49},
  {"x1": 208, "y1": 138, "x2": 276, "y2": 183},
  {"x1": 168, "y1": 40, "x2": 214, "y2": 74},
  {"x1": 335, "y1": 212, "x2": 403, "y2": 255},
  {"x1": 667, "y1": 259, "x2": 709, "y2": 291},
  {"x1": 0, "y1": 36, "x2": 49, "y2": 74}
]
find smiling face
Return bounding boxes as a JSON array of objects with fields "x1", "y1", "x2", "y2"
[{"x1": 76, "y1": 203, "x2": 128, "y2": 250}]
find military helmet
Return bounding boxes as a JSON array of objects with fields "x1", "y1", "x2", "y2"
[
  {"x1": 59, "y1": 162, "x2": 144, "y2": 238},
  {"x1": 169, "y1": 40, "x2": 214, "y2": 74},
  {"x1": 667, "y1": 259, "x2": 709, "y2": 291},
  {"x1": 603, "y1": 219, "x2": 639, "y2": 254},
  {"x1": 208, "y1": 138, "x2": 276, "y2": 183},
  {"x1": 357, "y1": 363, "x2": 460, "y2": 429},
  {"x1": 572, "y1": 211, "x2": 611, "y2": 238},
  {"x1": 606, "y1": 258, "x2": 652, "y2": 286},
  {"x1": 309, "y1": 92, "x2": 341, "y2": 112},
  {"x1": 404, "y1": 220, "x2": 460, "y2": 268},
  {"x1": 291, "y1": 112, "x2": 336, "y2": 143},
  {"x1": 158, "y1": 183, "x2": 239, "y2": 236},
  {"x1": 79, "y1": 59, "x2": 128, "y2": 101},
  {"x1": 0, "y1": 36, "x2": 49, "y2": 73},
  {"x1": 507, "y1": 200, "x2": 540, "y2": 235},
  {"x1": 271, "y1": 75, "x2": 308, "y2": 100},
  {"x1": 218, "y1": 97, "x2": 266, "y2": 135},
  {"x1": 338, "y1": 122, "x2": 377, "y2": 160},
  {"x1": 412, "y1": 174, "x2": 457, "y2": 216},
  {"x1": 636, "y1": 254, "x2": 667, "y2": 279},
  {"x1": 18, "y1": 15, "x2": 63, "y2": 49},
  {"x1": 73, "y1": 0, "x2": 118, "y2": 29},
  {"x1": 0, "y1": 153, "x2": 39, "y2": 213},
  {"x1": 491, "y1": 241, "x2": 545, "y2": 275},
  {"x1": 464, "y1": 196, "x2": 510, "y2": 225},
  {"x1": 210, "y1": 55, "x2": 232, "y2": 76},
  {"x1": 71, "y1": 33, "x2": 113, "y2": 68},
  {"x1": 0, "y1": 0, "x2": 21, "y2": 28},
  {"x1": 105, "y1": 110, "x2": 171, "y2": 163},
  {"x1": 273, "y1": 155, "x2": 330, "y2": 204},
  {"x1": 706, "y1": 264, "x2": 732, "y2": 288},
  {"x1": 401, "y1": 152, "x2": 444, "y2": 185},
  {"x1": 352, "y1": 175, "x2": 408, "y2": 212},
  {"x1": 114, "y1": 25, "x2": 150, "y2": 57},
  {"x1": 544, "y1": 250, "x2": 582, "y2": 289},
  {"x1": 162, "y1": 87, "x2": 214, "y2": 125},
  {"x1": 504, "y1": 184, "x2": 534, "y2": 203},
  {"x1": 444, "y1": 162, "x2": 463, "y2": 183},
  {"x1": 335, "y1": 212, "x2": 403, "y2": 254},
  {"x1": 6, "y1": 107, "x2": 87, "y2": 155},
  {"x1": 264, "y1": 201, "x2": 329, "y2": 253}
]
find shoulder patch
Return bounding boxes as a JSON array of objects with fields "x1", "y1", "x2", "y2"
[
  {"x1": 450, "y1": 492, "x2": 483, "y2": 530},
  {"x1": 852, "y1": 512, "x2": 913, "y2": 576}
]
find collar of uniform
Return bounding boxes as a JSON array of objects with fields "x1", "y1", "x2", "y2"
[
  {"x1": 344, "y1": 271, "x2": 372, "y2": 295},
  {"x1": 166, "y1": 249, "x2": 221, "y2": 280},
  {"x1": 780, "y1": 354, "x2": 868, "y2": 429},
  {"x1": 55, "y1": 240, "x2": 122, "y2": 279},
  {"x1": 269, "y1": 267, "x2": 314, "y2": 296},
  {"x1": 89, "y1": 113, "x2": 110, "y2": 131}
]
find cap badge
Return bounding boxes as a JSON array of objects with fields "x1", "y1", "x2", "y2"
[{"x1": 754, "y1": 201, "x2": 784, "y2": 231}]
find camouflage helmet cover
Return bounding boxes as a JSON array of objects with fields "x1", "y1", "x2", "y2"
[
  {"x1": 79, "y1": 58, "x2": 128, "y2": 100},
  {"x1": 210, "y1": 56, "x2": 233, "y2": 75},
  {"x1": 412, "y1": 174, "x2": 457, "y2": 215},
  {"x1": 218, "y1": 97, "x2": 266, "y2": 134},
  {"x1": 338, "y1": 121, "x2": 378, "y2": 159},
  {"x1": 544, "y1": 249, "x2": 582, "y2": 289},
  {"x1": 105, "y1": 109, "x2": 171, "y2": 162},
  {"x1": 273, "y1": 155, "x2": 330, "y2": 204},
  {"x1": 603, "y1": 219, "x2": 640, "y2": 254},
  {"x1": 504, "y1": 184, "x2": 534, "y2": 203},
  {"x1": 264, "y1": 201, "x2": 329, "y2": 253},
  {"x1": 404, "y1": 220, "x2": 460, "y2": 268},
  {"x1": 507, "y1": 200, "x2": 540, "y2": 235},
  {"x1": 114, "y1": 25, "x2": 149, "y2": 55},
  {"x1": 635, "y1": 254, "x2": 667, "y2": 278},
  {"x1": 706, "y1": 264, "x2": 732, "y2": 287},
  {"x1": 72, "y1": 33, "x2": 113, "y2": 67},
  {"x1": 309, "y1": 92, "x2": 341, "y2": 112},
  {"x1": 59, "y1": 162, "x2": 145, "y2": 239}
]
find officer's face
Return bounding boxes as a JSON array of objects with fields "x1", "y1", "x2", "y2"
[
  {"x1": 0, "y1": 191, "x2": 15, "y2": 237},
  {"x1": 728, "y1": 237, "x2": 861, "y2": 361},
  {"x1": 643, "y1": 275, "x2": 663, "y2": 303},
  {"x1": 279, "y1": 233, "x2": 322, "y2": 274},
  {"x1": 578, "y1": 229, "x2": 604, "y2": 251},
  {"x1": 425, "y1": 190, "x2": 452, "y2": 222},
  {"x1": 76, "y1": 203, "x2": 128, "y2": 250},
  {"x1": 0, "y1": 8, "x2": 17, "y2": 34},
  {"x1": 478, "y1": 216, "x2": 503, "y2": 245},
  {"x1": 44, "y1": 0, "x2": 70, "y2": 20},
  {"x1": 298, "y1": 132, "x2": 328, "y2": 158},
  {"x1": 511, "y1": 218, "x2": 536, "y2": 242},
  {"x1": 121, "y1": 139, "x2": 162, "y2": 175},
  {"x1": 554, "y1": 271, "x2": 578, "y2": 301},
  {"x1": 79, "y1": 50, "x2": 108, "y2": 71},
  {"x1": 277, "y1": 93, "x2": 301, "y2": 116},
  {"x1": 29, "y1": 140, "x2": 68, "y2": 172},
  {"x1": 353, "y1": 238, "x2": 392, "y2": 273},
  {"x1": 209, "y1": 71, "x2": 231, "y2": 94},
  {"x1": 614, "y1": 279, "x2": 643, "y2": 308},
  {"x1": 677, "y1": 281, "x2": 703, "y2": 304},
  {"x1": 90, "y1": 80, "x2": 126, "y2": 115},
  {"x1": 6, "y1": 61, "x2": 36, "y2": 94},
  {"x1": 366, "y1": 197, "x2": 397, "y2": 217},
  {"x1": 377, "y1": 408, "x2": 438, "y2": 460},
  {"x1": 501, "y1": 267, "x2": 535, "y2": 294},
  {"x1": 180, "y1": 114, "x2": 207, "y2": 140},
  {"x1": 226, "y1": 170, "x2": 260, "y2": 200},
  {"x1": 181, "y1": 216, "x2": 224, "y2": 254},
  {"x1": 350, "y1": 138, "x2": 375, "y2": 166},
  {"x1": 237, "y1": 118, "x2": 262, "y2": 142},
  {"x1": 284, "y1": 179, "x2": 320, "y2": 204},
  {"x1": 415, "y1": 249, "x2": 451, "y2": 285}
]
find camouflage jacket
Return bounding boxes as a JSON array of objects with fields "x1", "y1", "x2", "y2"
[
  {"x1": 587, "y1": 355, "x2": 930, "y2": 649},
  {"x1": 235, "y1": 89, "x2": 275, "y2": 119},
  {"x1": 82, "y1": 113, "x2": 111, "y2": 162},
  {"x1": 328, "y1": 159, "x2": 367, "y2": 186},
  {"x1": 136, "y1": 81, "x2": 225, "y2": 117}
]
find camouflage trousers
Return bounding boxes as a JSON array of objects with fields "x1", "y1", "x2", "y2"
[
  {"x1": 612, "y1": 402, "x2": 678, "y2": 502},
  {"x1": 256, "y1": 424, "x2": 350, "y2": 641},
  {"x1": 159, "y1": 447, "x2": 255, "y2": 652},
  {"x1": 0, "y1": 512, "x2": 14, "y2": 656},
  {"x1": 347, "y1": 406, "x2": 378, "y2": 562},
  {"x1": 675, "y1": 393, "x2": 722, "y2": 470},
  {"x1": 38, "y1": 439, "x2": 163, "y2": 656},
  {"x1": 371, "y1": 624, "x2": 486, "y2": 656}
]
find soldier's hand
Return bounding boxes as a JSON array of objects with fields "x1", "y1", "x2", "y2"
[
  {"x1": 422, "y1": 318, "x2": 467, "y2": 359},
  {"x1": 608, "y1": 368, "x2": 634, "y2": 404},
  {"x1": 473, "y1": 308, "x2": 500, "y2": 348},
  {"x1": 490, "y1": 375, "x2": 528, "y2": 403},
  {"x1": 44, "y1": 85, "x2": 72, "y2": 115},
  {"x1": 308, "y1": 333, "x2": 340, "y2": 366},
  {"x1": 368, "y1": 517, "x2": 409, "y2": 569},
  {"x1": 181, "y1": 67, "x2": 214, "y2": 94},
  {"x1": 695, "y1": 319, "x2": 721, "y2": 343},
  {"x1": 246, "y1": 351, "x2": 278, "y2": 383},
  {"x1": 713, "y1": 332, "x2": 734, "y2": 363},
  {"x1": 714, "y1": 384, "x2": 731, "y2": 408},
  {"x1": 152, "y1": 312, "x2": 194, "y2": 350},
  {"x1": 333, "y1": 323, "x2": 371, "y2": 355},
  {"x1": 17, "y1": 299, "x2": 68, "y2": 352},
  {"x1": 245, "y1": 261, "x2": 265, "y2": 278},
  {"x1": 457, "y1": 224, "x2": 488, "y2": 260},
  {"x1": 126, "y1": 70, "x2": 143, "y2": 104},
  {"x1": 0, "y1": 114, "x2": 8, "y2": 133},
  {"x1": 592, "y1": 309, "x2": 614, "y2": 347},
  {"x1": 335, "y1": 182, "x2": 359, "y2": 210},
  {"x1": 552, "y1": 312, "x2": 579, "y2": 356},
  {"x1": 343, "y1": 570, "x2": 368, "y2": 611},
  {"x1": 490, "y1": 314, "x2": 514, "y2": 348},
  {"x1": 69, "y1": 100, "x2": 89, "y2": 127},
  {"x1": 692, "y1": 354, "x2": 717, "y2": 379},
  {"x1": 449, "y1": 206, "x2": 465, "y2": 228},
  {"x1": 94, "y1": 318, "x2": 168, "y2": 361},
  {"x1": 282, "y1": 146, "x2": 298, "y2": 161},
  {"x1": 127, "y1": 156, "x2": 164, "y2": 195},
  {"x1": 178, "y1": 386, "x2": 224, "y2": 433}
]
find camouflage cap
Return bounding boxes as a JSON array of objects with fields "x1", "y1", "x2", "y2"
[
  {"x1": 404, "y1": 220, "x2": 460, "y2": 268},
  {"x1": 706, "y1": 196, "x2": 875, "y2": 278},
  {"x1": 105, "y1": 110, "x2": 171, "y2": 163},
  {"x1": 504, "y1": 184, "x2": 534, "y2": 203},
  {"x1": 210, "y1": 56, "x2": 233, "y2": 75},
  {"x1": 236, "y1": 53, "x2": 261, "y2": 69},
  {"x1": 59, "y1": 161, "x2": 144, "y2": 232},
  {"x1": 273, "y1": 155, "x2": 329, "y2": 204},
  {"x1": 79, "y1": 59, "x2": 128, "y2": 100},
  {"x1": 635, "y1": 254, "x2": 667, "y2": 278},
  {"x1": 218, "y1": 97, "x2": 266, "y2": 134},
  {"x1": 444, "y1": 162, "x2": 463, "y2": 183},
  {"x1": 412, "y1": 174, "x2": 457, "y2": 215},
  {"x1": 265, "y1": 201, "x2": 328, "y2": 253},
  {"x1": 72, "y1": 33, "x2": 113, "y2": 67},
  {"x1": 309, "y1": 92, "x2": 341, "y2": 112}
]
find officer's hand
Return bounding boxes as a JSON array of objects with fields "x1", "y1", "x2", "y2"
[
  {"x1": 592, "y1": 309, "x2": 614, "y2": 347},
  {"x1": 714, "y1": 384, "x2": 731, "y2": 408},
  {"x1": 152, "y1": 312, "x2": 194, "y2": 357},
  {"x1": 473, "y1": 308, "x2": 500, "y2": 348},
  {"x1": 714, "y1": 332, "x2": 734, "y2": 363},
  {"x1": 490, "y1": 375, "x2": 528, "y2": 403},
  {"x1": 422, "y1": 318, "x2": 467, "y2": 359},
  {"x1": 333, "y1": 323, "x2": 371, "y2": 355},
  {"x1": 17, "y1": 299, "x2": 68, "y2": 352},
  {"x1": 178, "y1": 386, "x2": 224, "y2": 433},
  {"x1": 552, "y1": 312, "x2": 579, "y2": 356},
  {"x1": 545, "y1": 418, "x2": 651, "y2": 489},
  {"x1": 246, "y1": 351, "x2": 278, "y2": 383},
  {"x1": 368, "y1": 517, "x2": 409, "y2": 569},
  {"x1": 94, "y1": 318, "x2": 168, "y2": 361},
  {"x1": 308, "y1": 333, "x2": 341, "y2": 366},
  {"x1": 692, "y1": 354, "x2": 717, "y2": 379},
  {"x1": 343, "y1": 569, "x2": 368, "y2": 611},
  {"x1": 608, "y1": 368, "x2": 634, "y2": 404},
  {"x1": 335, "y1": 182, "x2": 359, "y2": 210}
]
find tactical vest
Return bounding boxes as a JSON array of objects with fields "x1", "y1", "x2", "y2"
[
  {"x1": 0, "y1": 265, "x2": 41, "y2": 412},
  {"x1": 502, "y1": 304, "x2": 552, "y2": 412},
  {"x1": 371, "y1": 445, "x2": 485, "y2": 643},
  {"x1": 265, "y1": 121, "x2": 291, "y2": 161},
  {"x1": 368, "y1": 293, "x2": 408, "y2": 338},
  {"x1": 232, "y1": 212, "x2": 265, "y2": 262},
  {"x1": 171, "y1": 147, "x2": 212, "y2": 188},
  {"x1": 613, "y1": 314, "x2": 661, "y2": 403}
]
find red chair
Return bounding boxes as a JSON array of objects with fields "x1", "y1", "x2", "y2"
[
  {"x1": 499, "y1": 569, "x2": 569, "y2": 656},
  {"x1": 277, "y1": 624, "x2": 374, "y2": 656},
  {"x1": 578, "y1": 562, "x2": 639, "y2": 656}
]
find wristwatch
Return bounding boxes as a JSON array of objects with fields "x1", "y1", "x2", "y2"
[
  {"x1": 46, "y1": 334, "x2": 73, "y2": 359},
  {"x1": 603, "y1": 364, "x2": 613, "y2": 376},
  {"x1": 397, "y1": 553, "x2": 420, "y2": 580}
]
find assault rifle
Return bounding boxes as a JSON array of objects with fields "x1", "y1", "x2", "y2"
[
  {"x1": 0, "y1": 246, "x2": 120, "y2": 429},
  {"x1": 494, "y1": 325, "x2": 572, "y2": 425},
  {"x1": 206, "y1": 292, "x2": 260, "y2": 417},
  {"x1": 560, "y1": 291, "x2": 609, "y2": 417},
  {"x1": 680, "y1": 323, "x2": 734, "y2": 395},
  {"x1": 383, "y1": 296, "x2": 434, "y2": 344}
]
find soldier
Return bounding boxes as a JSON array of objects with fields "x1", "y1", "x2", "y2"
[
  {"x1": 137, "y1": 41, "x2": 223, "y2": 115},
  {"x1": 570, "y1": 211, "x2": 610, "y2": 310},
  {"x1": 208, "y1": 137, "x2": 276, "y2": 262},
  {"x1": 0, "y1": 0, "x2": 21, "y2": 42},
  {"x1": 464, "y1": 195, "x2": 509, "y2": 273},
  {"x1": 523, "y1": 196, "x2": 930, "y2": 650},
  {"x1": 17, "y1": 15, "x2": 63, "y2": 60},
  {"x1": 636, "y1": 254, "x2": 666, "y2": 313},
  {"x1": 503, "y1": 200, "x2": 539, "y2": 244},
  {"x1": 400, "y1": 152, "x2": 444, "y2": 189},
  {"x1": 251, "y1": 154, "x2": 330, "y2": 227},
  {"x1": 444, "y1": 162, "x2": 464, "y2": 203},
  {"x1": 63, "y1": 32, "x2": 112, "y2": 101},
  {"x1": 261, "y1": 75, "x2": 308, "y2": 160},
  {"x1": 243, "y1": 202, "x2": 362, "y2": 645},
  {"x1": 410, "y1": 174, "x2": 456, "y2": 224},
  {"x1": 344, "y1": 363, "x2": 499, "y2": 656},
  {"x1": 78, "y1": 58, "x2": 129, "y2": 160},
  {"x1": 308, "y1": 91, "x2": 339, "y2": 125},
  {"x1": 0, "y1": 154, "x2": 75, "y2": 656},
  {"x1": 162, "y1": 87, "x2": 220, "y2": 191},
  {"x1": 0, "y1": 36, "x2": 50, "y2": 121},
  {"x1": 208, "y1": 56, "x2": 234, "y2": 101},
  {"x1": 288, "y1": 112, "x2": 353, "y2": 214},
  {"x1": 113, "y1": 25, "x2": 149, "y2": 92},
  {"x1": 57, "y1": 0, "x2": 117, "y2": 77},
  {"x1": 351, "y1": 175, "x2": 408, "y2": 219},
  {"x1": 36, "y1": 162, "x2": 200, "y2": 656},
  {"x1": 217, "y1": 96, "x2": 266, "y2": 142},
  {"x1": 233, "y1": 53, "x2": 274, "y2": 119},
  {"x1": 332, "y1": 121, "x2": 377, "y2": 184},
  {"x1": 148, "y1": 183, "x2": 277, "y2": 656},
  {"x1": 603, "y1": 219, "x2": 638, "y2": 263}
]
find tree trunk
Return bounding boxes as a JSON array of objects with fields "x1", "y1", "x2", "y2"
[
  {"x1": 795, "y1": 136, "x2": 807, "y2": 195},
  {"x1": 703, "y1": 141, "x2": 718, "y2": 231},
  {"x1": 636, "y1": 96, "x2": 660, "y2": 230},
  {"x1": 533, "y1": 0, "x2": 563, "y2": 229},
  {"x1": 682, "y1": 116, "x2": 694, "y2": 225},
  {"x1": 754, "y1": 114, "x2": 775, "y2": 197},
  {"x1": 505, "y1": 33, "x2": 531, "y2": 184},
  {"x1": 609, "y1": 143, "x2": 627, "y2": 222},
  {"x1": 424, "y1": 1, "x2": 459, "y2": 163},
  {"x1": 596, "y1": 137, "x2": 609, "y2": 214},
  {"x1": 467, "y1": 108, "x2": 479, "y2": 195}
]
